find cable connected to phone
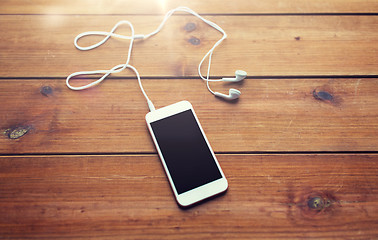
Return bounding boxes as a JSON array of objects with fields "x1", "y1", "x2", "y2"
[{"x1": 66, "y1": 6, "x2": 246, "y2": 111}]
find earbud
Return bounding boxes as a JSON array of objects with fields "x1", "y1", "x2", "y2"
[
  {"x1": 214, "y1": 88, "x2": 241, "y2": 100},
  {"x1": 221, "y1": 70, "x2": 247, "y2": 82},
  {"x1": 211, "y1": 70, "x2": 245, "y2": 100}
]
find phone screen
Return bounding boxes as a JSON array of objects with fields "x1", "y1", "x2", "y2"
[{"x1": 150, "y1": 109, "x2": 222, "y2": 194}]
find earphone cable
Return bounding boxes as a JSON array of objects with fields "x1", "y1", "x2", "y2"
[
  {"x1": 65, "y1": 7, "x2": 228, "y2": 110},
  {"x1": 66, "y1": 20, "x2": 156, "y2": 111}
]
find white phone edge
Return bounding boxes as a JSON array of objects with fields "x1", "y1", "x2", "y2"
[{"x1": 145, "y1": 101, "x2": 228, "y2": 207}]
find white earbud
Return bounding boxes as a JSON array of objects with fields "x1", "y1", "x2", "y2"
[
  {"x1": 214, "y1": 88, "x2": 241, "y2": 100},
  {"x1": 210, "y1": 70, "x2": 246, "y2": 100},
  {"x1": 221, "y1": 70, "x2": 247, "y2": 82}
]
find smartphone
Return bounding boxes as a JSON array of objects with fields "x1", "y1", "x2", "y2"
[{"x1": 146, "y1": 101, "x2": 228, "y2": 207}]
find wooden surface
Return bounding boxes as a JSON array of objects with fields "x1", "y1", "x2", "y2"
[
  {"x1": 1, "y1": 154, "x2": 377, "y2": 239},
  {"x1": 2, "y1": 0, "x2": 378, "y2": 14},
  {"x1": 1, "y1": 78, "x2": 378, "y2": 154},
  {"x1": 1, "y1": 1, "x2": 377, "y2": 239},
  {"x1": 1, "y1": 15, "x2": 378, "y2": 77}
]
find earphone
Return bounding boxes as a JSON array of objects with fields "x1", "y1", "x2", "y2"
[
  {"x1": 209, "y1": 70, "x2": 246, "y2": 100},
  {"x1": 222, "y1": 70, "x2": 247, "y2": 82},
  {"x1": 66, "y1": 6, "x2": 247, "y2": 111},
  {"x1": 214, "y1": 89, "x2": 241, "y2": 100}
]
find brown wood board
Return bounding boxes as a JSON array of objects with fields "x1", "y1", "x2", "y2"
[
  {"x1": 1, "y1": 0, "x2": 378, "y2": 14},
  {"x1": 1, "y1": 78, "x2": 377, "y2": 154},
  {"x1": 1, "y1": 15, "x2": 378, "y2": 78},
  {"x1": 0, "y1": 154, "x2": 377, "y2": 239}
]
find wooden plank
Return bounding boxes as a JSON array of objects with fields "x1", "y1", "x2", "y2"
[
  {"x1": 0, "y1": 15, "x2": 377, "y2": 78},
  {"x1": 1, "y1": 0, "x2": 378, "y2": 14},
  {"x1": 1, "y1": 78, "x2": 377, "y2": 154},
  {"x1": 0, "y1": 154, "x2": 377, "y2": 239}
]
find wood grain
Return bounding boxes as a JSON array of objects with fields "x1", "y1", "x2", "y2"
[
  {"x1": 1, "y1": 15, "x2": 377, "y2": 78},
  {"x1": 1, "y1": 1, "x2": 377, "y2": 239},
  {"x1": 1, "y1": 0, "x2": 378, "y2": 14},
  {"x1": 1, "y1": 78, "x2": 377, "y2": 154},
  {"x1": 0, "y1": 154, "x2": 377, "y2": 239}
]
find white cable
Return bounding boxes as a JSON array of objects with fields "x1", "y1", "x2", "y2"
[
  {"x1": 66, "y1": 20, "x2": 156, "y2": 111},
  {"x1": 66, "y1": 20, "x2": 135, "y2": 90},
  {"x1": 66, "y1": 6, "x2": 228, "y2": 110}
]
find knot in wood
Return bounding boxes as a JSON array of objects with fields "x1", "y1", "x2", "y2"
[
  {"x1": 307, "y1": 196, "x2": 332, "y2": 211},
  {"x1": 308, "y1": 196, "x2": 324, "y2": 210},
  {"x1": 40, "y1": 85, "x2": 53, "y2": 96},
  {"x1": 4, "y1": 125, "x2": 31, "y2": 139},
  {"x1": 188, "y1": 37, "x2": 200, "y2": 45},
  {"x1": 313, "y1": 90, "x2": 334, "y2": 101},
  {"x1": 184, "y1": 22, "x2": 196, "y2": 32}
]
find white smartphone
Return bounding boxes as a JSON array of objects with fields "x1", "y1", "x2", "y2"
[{"x1": 146, "y1": 101, "x2": 228, "y2": 207}]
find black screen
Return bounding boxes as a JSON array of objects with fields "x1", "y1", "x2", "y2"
[{"x1": 150, "y1": 109, "x2": 222, "y2": 194}]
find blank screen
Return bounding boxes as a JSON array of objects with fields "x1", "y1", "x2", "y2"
[{"x1": 150, "y1": 109, "x2": 222, "y2": 194}]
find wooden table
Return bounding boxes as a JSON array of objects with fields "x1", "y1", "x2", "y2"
[{"x1": 1, "y1": 1, "x2": 378, "y2": 239}]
